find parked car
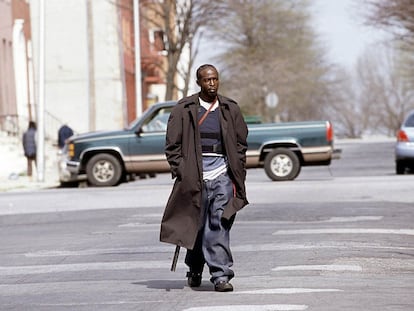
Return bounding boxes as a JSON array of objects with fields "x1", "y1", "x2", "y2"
[{"x1": 395, "y1": 110, "x2": 414, "y2": 174}]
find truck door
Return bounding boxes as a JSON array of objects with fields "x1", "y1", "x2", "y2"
[{"x1": 128, "y1": 107, "x2": 172, "y2": 173}]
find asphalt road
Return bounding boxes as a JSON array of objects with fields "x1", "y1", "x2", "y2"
[{"x1": 0, "y1": 139, "x2": 413, "y2": 311}]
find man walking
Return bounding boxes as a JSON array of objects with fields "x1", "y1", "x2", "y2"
[{"x1": 160, "y1": 64, "x2": 249, "y2": 292}]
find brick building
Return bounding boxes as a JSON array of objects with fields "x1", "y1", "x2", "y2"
[
  {"x1": 117, "y1": 0, "x2": 167, "y2": 124},
  {"x1": 0, "y1": 0, "x2": 16, "y2": 134}
]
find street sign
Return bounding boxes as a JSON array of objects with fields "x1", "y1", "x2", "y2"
[{"x1": 265, "y1": 92, "x2": 278, "y2": 108}]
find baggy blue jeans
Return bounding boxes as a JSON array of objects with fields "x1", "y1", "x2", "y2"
[{"x1": 185, "y1": 172, "x2": 235, "y2": 284}]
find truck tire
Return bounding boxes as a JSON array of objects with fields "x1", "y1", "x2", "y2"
[
  {"x1": 86, "y1": 153, "x2": 122, "y2": 187},
  {"x1": 264, "y1": 148, "x2": 301, "y2": 181}
]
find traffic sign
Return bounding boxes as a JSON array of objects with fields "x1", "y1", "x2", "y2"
[{"x1": 266, "y1": 92, "x2": 278, "y2": 108}]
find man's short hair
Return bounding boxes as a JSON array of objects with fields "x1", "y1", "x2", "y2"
[{"x1": 196, "y1": 64, "x2": 218, "y2": 80}]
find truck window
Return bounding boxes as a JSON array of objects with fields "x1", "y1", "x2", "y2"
[
  {"x1": 405, "y1": 113, "x2": 414, "y2": 127},
  {"x1": 141, "y1": 107, "x2": 172, "y2": 132}
]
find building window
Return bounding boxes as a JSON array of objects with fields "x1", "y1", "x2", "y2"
[{"x1": 150, "y1": 29, "x2": 166, "y2": 52}]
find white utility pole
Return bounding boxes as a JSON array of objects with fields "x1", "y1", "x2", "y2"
[
  {"x1": 86, "y1": 0, "x2": 96, "y2": 131},
  {"x1": 37, "y1": 0, "x2": 45, "y2": 182},
  {"x1": 133, "y1": 0, "x2": 143, "y2": 117}
]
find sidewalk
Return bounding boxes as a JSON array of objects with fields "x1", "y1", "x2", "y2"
[{"x1": 0, "y1": 134, "x2": 60, "y2": 192}]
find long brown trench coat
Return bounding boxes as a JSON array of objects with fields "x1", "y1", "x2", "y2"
[{"x1": 160, "y1": 93, "x2": 249, "y2": 250}]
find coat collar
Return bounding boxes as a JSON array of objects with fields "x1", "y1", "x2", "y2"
[
  {"x1": 181, "y1": 93, "x2": 231, "y2": 108},
  {"x1": 181, "y1": 93, "x2": 232, "y2": 127}
]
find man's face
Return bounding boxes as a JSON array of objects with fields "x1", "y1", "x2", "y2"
[{"x1": 197, "y1": 67, "x2": 219, "y2": 100}]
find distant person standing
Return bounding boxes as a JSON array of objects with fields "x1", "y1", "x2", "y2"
[
  {"x1": 22, "y1": 121, "x2": 37, "y2": 177},
  {"x1": 57, "y1": 124, "x2": 74, "y2": 149}
]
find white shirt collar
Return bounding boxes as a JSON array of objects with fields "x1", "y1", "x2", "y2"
[{"x1": 199, "y1": 97, "x2": 219, "y2": 111}]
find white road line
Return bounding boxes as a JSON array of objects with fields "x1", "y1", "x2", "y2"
[
  {"x1": 0, "y1": 261, "x2": 182, "y2": 276},
  {"x1": 233, "y1": 242, "x2": 414, "y2": 252},
  {"x1": 118, "y1": 223, "x2": 159, "y2": 228},
  {"x1": 25, "y1": 242, "x2": 414, "y2": 258},
  {"x1": 131, "y1": 213, "x2": 163, "y2": 218},
  {"x1": 92, "y1": 228, "x2": 159, "y2": 234},
  {"x1": 235, "y1": 288, "x2": 342, "y2": 294},
  {"x1": 322, "y1": 216, "x2": 383, "y2": 222},
  {"x1": 237, "y1": 216, "x2": 383, "y2": 225},
  {"x1": 273, "y1": 228, "x2": 414, "y2": 236},
  {"x1": 25, "y1": 246, "x2": 173, "y2": 257},
  {"x1": 272, "y1": 265, "x2": 362, "y2": 272},
  {"x1": 183, "y1": 305, "x2": 308, "y2": 311},
  {"x1": 18, "y1": 301, "x2": 164, "y2": 307}
]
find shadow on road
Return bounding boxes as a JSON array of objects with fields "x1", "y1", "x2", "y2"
[
  {"x1": 132, "y1": 280, "x2": 184, "y2": 291},
  {"x1": 132, "y1": 279, "x2": 214, "y2": 292}
]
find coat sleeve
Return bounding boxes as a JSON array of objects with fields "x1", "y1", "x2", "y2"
[
  {"x1": 235, "y1": 106, "x2": 248, "y2": 168},
  {"x1": 165, "y1": 105, "x2": 183, "y2": 179},
  {"x1": 236, "y1": 105, "x2": 248, "y2": 199},
  {"x1": 222, "y1": 104, "x2": 249, "y2": 220}
]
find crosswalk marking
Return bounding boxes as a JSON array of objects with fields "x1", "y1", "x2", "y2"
[
  {"x1": 118, "y1": 223, "x2": 159, "y2": 228},
  {"x1": 234, "y1": 288, "x2": 342, "y2": 294},
  {"x1": 272, "y1": 264, "x2": 362, "y2": 272},
  {"x1": 273, "y1": 228, "x2": 414, "y2": 235},
  {"x1": 25, "y1": 246, "x2": 173, "y2": 257},
  {"x1": 183, "y1": 305, "x2": 308, "y2": 311},
  {"x1": 237, "y1": 216, "x2": 383, "y2": 224}
]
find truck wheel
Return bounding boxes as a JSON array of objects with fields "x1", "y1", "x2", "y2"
[
  {"x1": 86, "y1": 154, "x2": 122, "y2": 186},
  {"x1": 264, "y1": 148, "x2": 301, "y2": 181}
]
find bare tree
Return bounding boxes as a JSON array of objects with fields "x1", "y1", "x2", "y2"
[
  {"x1": 363, "y1": 0, "x2": 414, "y2": 45},
  {"x1": 140, "y1": 0, "x2": 225, "y2": 100},
  {"x1": 208, "y1": 0, "x2": 334, "y2": 121},
  {"x1": 356, "y1": 0, "x2": 414, "y2": 134},
  {"x1": 362, "y1": 0, "x2": 414, "y2": 86},
  {"x1": 324, "y1": 69, "x2": 365, "y2": 138},
  {"x1": 356, "y1": 46, "x2": 414, "y2": 135}
]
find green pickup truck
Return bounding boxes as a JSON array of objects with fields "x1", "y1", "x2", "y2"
[{"x1": 59, "y1": 101, "x2": 339, "y2": 187}]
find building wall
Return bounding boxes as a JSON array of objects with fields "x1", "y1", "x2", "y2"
[
  {"x1": 29, "y1": 0, "x2": 124, "y2": 135},
  {"x1": 91, "y1": 0, "x2": 124, "y2": 130},
  {"x1": 12, "y1": 0, "x2": 33, "y2": 130},
  {"x1": 12, "y1": 0, "x2": 31, "y2": 39},
  {"x1": 118, "y1": 0, "x2": 136, "y2": 124},
  {"x1": 0, "y1": 0, "x2": 18, "y2": 133},
  {"x1": 48, "y1": 0, "x2": 89, "y2": 133}
]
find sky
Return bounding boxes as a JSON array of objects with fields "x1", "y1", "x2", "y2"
[{"x1": 311, "y1": 0, "x2": 387, "y2": 68}]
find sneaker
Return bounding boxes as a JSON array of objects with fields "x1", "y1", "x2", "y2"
[
  {"x1": 214, "y1": 280, "x2": 233, "y2": 292},
  {"x1": 186, "y1": 271, "x2": 202, "y2": 287}
]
